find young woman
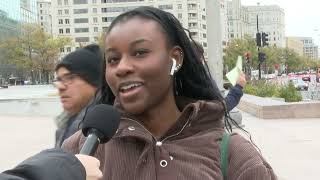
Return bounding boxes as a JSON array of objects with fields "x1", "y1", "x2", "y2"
[{"x1": 63, "y1": 6, "x2": 276, "y2": 180}]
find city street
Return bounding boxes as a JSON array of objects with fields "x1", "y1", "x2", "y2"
[{"x1": 1, "y1": 111, "x2": 320, "y2": 180}]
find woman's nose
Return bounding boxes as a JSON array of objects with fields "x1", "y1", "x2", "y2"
[{"x1": 115, "y1": 56, "x2": 134, "y2": 77}]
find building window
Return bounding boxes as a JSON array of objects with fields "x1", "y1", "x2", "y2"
[
  {"x1": 73, "y1": 0, "x2": 88, "y2": 4},
  {"x1": 58, "y1": 10, "x2": 63, "y2": 15},
  {"x1": 59, "y1": 29, "x2": 63, "y2": 34},
  {"x1": 94, "y1": 37, "x2": 98, "y2": 41},
  {"x1": 65, "y1": 9, "x2": 69, "y2": 14},
  {"x1": 64, "y1": 0, "x2": 69, "y2": 5},
  {"x1": 102, "y1": 27, "x2": 108, "y2": 32},
  {"x1": 92, "y1": 0, "x2": 97, "y2": 3},
  {"x1": 159, "y1": 5, "x2": 173, "y2": 10},
  {"x1": 66, "y1": 47, "x2": 71, "y2": 52},
  {"x1": 203, "y1": 33, "x2": 206, "y2": 38},
  {"x1": 202, "y1": 15, "x2": 206, "y2": 20},
  {"x1": 178, "y1": 13, "x2": 182, "y2": 19},
  {"x1": 40, "y1": 22, "x2": 43, "y2": 26},
  {"x1": 66, "y1": 28, "x2": 70, "y2": 33},
  {"x1": 93, "y1": 8, "x2": 97, "y2": 13},
  {"x1": 73, "y1": 9, "x2": 88, "y2": 14},
  {"x1": 40, "y1": 3, "x2": 42, "y2": 8},
  {"x1": 93, "y1": 17, "x2": 98, "y2": 23},
  {"x1": 75, "y1": 37, "x2": 90, "y2": 42},
  {"x1": 74, "y1": 18, "x2": 89, "y2": 23},
  {"x1": 202, "y1": 24, "x2": 206, "y2": 29},
  {"x1": 60, "y1": 48, "x2": 65, "y2": 52},
  {"x1": 178, "y1": 4, "x2": 182, "y2": 9},
  {"x1": 190, "y1": 32, "x2": 197, "y2": 37},
  {"x1": 102, "y1": 6, "x2": 138, "y2": 13},
  {"x1": 58, "y1": 0, "x2": 62, "y2": 5},
  {"x1": 101, "y1": 0, "x2": 144, "y2": 2},
  {"x1": 75, "y1": 28, "x2": 89, "y2": 33},
  {"x1": 65, "y1": 19, "x2": 70, "y2": 24},
  {"x1": 94, "y1": 27, "x2": 98, "y2": 32},
  {"x1": 40, "y1": 16, "x2": 43, "y2": 20},
  {"x1": 58, "y1": 19, "x2": 63, "y2": 24},
  {"x1": 102, "y1": 17, "x2": 116, "y2": 22},
  {"x1": 40, "y1": 10, "x2": 43, "y2": 14},
  {"x1": 203, "y1": 42, "x2": 207, "y2": 47}
]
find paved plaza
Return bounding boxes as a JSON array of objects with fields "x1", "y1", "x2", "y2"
[{"x1": 1, "y1": 111, "x2": 319, "y2": 179}]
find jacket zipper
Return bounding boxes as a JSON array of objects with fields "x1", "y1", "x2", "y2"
[{"x1": 122, "y1": 116, "x2": 192, "y2": 145}]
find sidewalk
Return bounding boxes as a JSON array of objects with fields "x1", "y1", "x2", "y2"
[
  {"x1": 0, "y1": 115, "x2": 55, "y2": 172},
  {"x1": 0, "y1": 113, "x2": 319, "y2": 180},
  {"x1": 239, "y1": 111, "x2": 320, "y2": 180}
]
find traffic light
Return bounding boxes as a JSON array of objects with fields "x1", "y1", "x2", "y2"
[
  {"x1": 262, "y1": 32, "x2": 269, "y2": 46},
  {"x1": 256, "y1": 32, "x2": 261, "y2": 47},
  {"x1": 258, "y1": 52, "x2": 266, "y2": 62}
]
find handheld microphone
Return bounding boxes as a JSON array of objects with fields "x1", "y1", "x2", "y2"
[{"x1": 80, "y1": 104, "x2": 120, "y2": 155}]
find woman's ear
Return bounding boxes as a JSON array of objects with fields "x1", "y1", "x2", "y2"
[{"x1": 170, "y1": 46, "x2": 184, "y2": 70}]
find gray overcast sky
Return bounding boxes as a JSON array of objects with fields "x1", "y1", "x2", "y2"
[{"x1": 241, "y1": 0, "x2": 320, "y2": 46}]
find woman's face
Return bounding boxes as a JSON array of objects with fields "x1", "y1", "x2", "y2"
[{"x1": 105, "y1": 17, "x2": 176, "y2": 115}]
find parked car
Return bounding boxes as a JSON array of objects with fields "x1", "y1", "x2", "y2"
[{"x1": 290, "y1": 78, "x2": 308, "y2": 91}]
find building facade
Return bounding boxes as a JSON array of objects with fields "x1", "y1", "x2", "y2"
[
  {"x1": 296, "y1": 37, "x2": 319, "y2": 60},
  {"x1": 225, "y1": 0, "x2": 285, "y2": 48},
  {"x1": 246, "y1": 5, "x2": 285, "y2": 47},
  {"x1": 21, "y1": 0, "x2": 38, "y2": 23},
  {"x1": 285, "y1": 37, "x2": 304, "y2": 56},
  {"x1": 37, "y1": 0, "x2": 52, "y2": 34},
  {"x1": 50, "y1": 0, "x2": 208, "y2": 56},
  {"x1": 0, "y1": 1, "x2": 20, "y2": 42},
  {"x1": 226, "y1": 0, "x2": 249, "y2": 40}
]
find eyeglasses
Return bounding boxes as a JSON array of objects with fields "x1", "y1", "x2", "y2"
[{"x1": 52, "y1": 73, "x2": 79, "y2": 87}]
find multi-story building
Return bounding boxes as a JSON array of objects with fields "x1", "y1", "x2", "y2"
[
  {"x1": 296, "y1": 37, "x2": 319, "y2": 60},
  {"x1": 285, "y1": 37, "x2": 304, "y2": 56},
  {"x1": 225, "y1": 0, "x2": 285, "y2": 48},
  {"x1": 51, "y1": 0, "x2": 208, "y2": 56},
  {"x1": 0, "y1": 0, "x2": 20, "y2": 42},
  {"x1": 0, "y1": 0, "x2": 21, "y2": 80},
  {"x1": 226, "y1": 0, "x2": 249, "y2": 40},
  {"x1": 37, "y1": 0, "x2": 52, "y2": 34},
  {"x1": 21, "y1": 0, "x2": 38, "y2": 23},
  {"x1": 246, "y1": 5, "x2": 285, "y2": 47}
]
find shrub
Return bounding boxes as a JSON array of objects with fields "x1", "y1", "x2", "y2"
[
  {"x1": 243, "y1": 80, "x2": 302, "y2": 102},
  {"x1": 278, "y1": 82, "x2": 302, "y2": 102}
]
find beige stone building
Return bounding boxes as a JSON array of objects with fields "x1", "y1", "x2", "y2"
[{"x1": 286, "y1": 37, "x2": 304, "y2": 56}]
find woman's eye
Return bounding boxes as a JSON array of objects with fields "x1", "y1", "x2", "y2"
[
  {"x1": 134, "y1": 49, "x2": 149, "y2": 57},
  {"x1": 107, "y1": 57, "x2": 119, "y2": 64}
]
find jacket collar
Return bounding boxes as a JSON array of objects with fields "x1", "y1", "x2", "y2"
[{"x1": 112, "y1": 96, "x2": 225, "y2": 142}]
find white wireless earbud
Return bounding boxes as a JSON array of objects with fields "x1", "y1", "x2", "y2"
[{"x1": 170, "y1": 58, "x2": 177, "y2": 76}]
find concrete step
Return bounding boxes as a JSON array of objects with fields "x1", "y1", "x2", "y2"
[{"x1": 237, "y1": 94, "x2": 320, "y2": 119}]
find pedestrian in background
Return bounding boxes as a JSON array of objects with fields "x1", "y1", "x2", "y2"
[
  {"x1": 53, "y1": 44, "x2": 103, "y2": 147},
  {"x1": 190, "y1": 40, "x2": 246, "y2": 112}
]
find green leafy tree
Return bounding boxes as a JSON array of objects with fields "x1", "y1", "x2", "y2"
[
  {"x1": 223, "y1": 35, "x2": 258, "y2": 71},
  {"x1": 0, "y1": 23, "x2": 71, "y2": 84}
]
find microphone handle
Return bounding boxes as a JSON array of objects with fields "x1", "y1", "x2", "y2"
[{"x1": 80, "y1": 133, "x2": 100, "y2": 156}]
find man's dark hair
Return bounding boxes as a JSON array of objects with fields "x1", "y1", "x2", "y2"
[{"x1": 100, "y1": 6, "x2": 224, "y2": 106}]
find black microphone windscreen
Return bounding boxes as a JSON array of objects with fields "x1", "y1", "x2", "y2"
[{"x1": 82, "y1": 104, "x2": 120, "y2": 143}]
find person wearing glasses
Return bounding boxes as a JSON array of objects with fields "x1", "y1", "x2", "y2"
[{"x1": 53, "y1": 44, "x2": 103, "y2": 147}]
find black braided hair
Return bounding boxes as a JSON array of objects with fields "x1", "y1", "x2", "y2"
[{"x1": 100, "y1": 6, "x2": 224, "y2": 105}]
